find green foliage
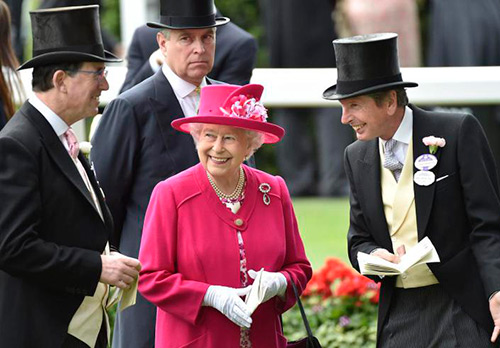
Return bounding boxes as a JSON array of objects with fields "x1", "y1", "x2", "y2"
[{"x1": 101, "y1": 0, "x2": 121, "y2": 39}]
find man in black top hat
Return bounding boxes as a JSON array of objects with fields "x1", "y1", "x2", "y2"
[
  {"x1": 0, "y1": 6, "x2": 141, "y2": 348},
  {"x1": 324, "y1": 33, "x2": 500, "y2": 346},
  {"x1": 119, "y1": 10, "x2": 257, "y2": 93},
  {"x1": 90, "y1": 1, "x2": 231, "y2": 347}
]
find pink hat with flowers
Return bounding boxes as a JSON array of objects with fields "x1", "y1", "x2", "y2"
[{"x1": 171, "y1": 84, "x2": 285, "y2": 144}]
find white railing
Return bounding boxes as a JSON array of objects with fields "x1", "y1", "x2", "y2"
[{"x1": 16, "y1": 66, "x2": 500, "y2": 139}]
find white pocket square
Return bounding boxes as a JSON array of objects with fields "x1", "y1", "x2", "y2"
[{"x1": 436, "y1": 175, "x2": 449, "y2": 182}]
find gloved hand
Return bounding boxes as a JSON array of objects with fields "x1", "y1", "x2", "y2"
[
  {"x1": 202, "y1": 285, "x2": 253, "y2": 328},
  {"x1": 248, "y1": 269, "x2": 287, "y2": 303}
]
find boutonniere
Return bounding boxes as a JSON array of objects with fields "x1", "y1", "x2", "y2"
[
  {"x1": 422, "y1": 136, "x2": 446, "y2": 155},
  {"x1": 79, "y1": 141, "x2": 92, "y2": 158},
  {"x1": 414, "y1": 136, "x2": 446, "y2": 187}
]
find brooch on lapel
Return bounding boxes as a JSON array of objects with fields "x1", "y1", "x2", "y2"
[
  {"x1": 414, "y1": 136, "x2": 446, "y2": 186},
  {"x1": 259, "y1": 183, "x2": 271, "y2": 205}
]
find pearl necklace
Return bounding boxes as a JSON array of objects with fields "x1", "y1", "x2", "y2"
[{"x1": 207, "y1": 167, "x2": 245, "y2": 201}]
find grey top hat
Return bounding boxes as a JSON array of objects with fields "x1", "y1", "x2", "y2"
[
  {"x1": 323, "y1": 33, "x2": 417, "y2": 100},
  {"x1": 147, "y1": 0, "x2": 229, "y2": 29},
  {"x1": 18, "y1": 5, "x2": 121, "y2": 70}
]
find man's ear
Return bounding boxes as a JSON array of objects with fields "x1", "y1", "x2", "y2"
[
  {"x1": 386, "y1": 90, "x2": 398, "y2": 116},
  {"x1": 157, "y1": 31, "x2": 168, "y2": 56},
  {"x1": 53, "y1": 70, "x2": 67, "y2": 93}
]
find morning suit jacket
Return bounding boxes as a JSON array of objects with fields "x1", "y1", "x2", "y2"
[
  {"x1": 0, "y1": 102, "x2": 113, "y2": 347},
  {"x1": 119, "y1": 20, "x2": 257, "y2": 93},
  {"x1": 345, "y1": 105, "x2": 500, "y2": 342}
]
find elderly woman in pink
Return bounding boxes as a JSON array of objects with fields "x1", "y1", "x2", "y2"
[{"x1": 138, "y1": 84, "x2": 312, "y2": 348}]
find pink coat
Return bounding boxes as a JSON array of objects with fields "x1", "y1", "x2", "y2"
[{"x1": 138, "y1": 163, "x2": 312, "y2": 348}]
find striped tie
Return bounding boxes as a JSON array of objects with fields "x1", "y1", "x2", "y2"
[{"x1": 383, "y1": 138, "x2": 403, "y2": 181}]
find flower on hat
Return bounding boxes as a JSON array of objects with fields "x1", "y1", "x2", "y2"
[
  {"x1": 422, "y1": 136, "x2": 446, "y2": 154},
  {"x1": 220, "y1": 94, "x2": 268, "y2": 122}
]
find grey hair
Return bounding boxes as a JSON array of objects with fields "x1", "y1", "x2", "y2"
[
  {"x1": 189, "y1": 123, "x2": 265, "y2": 158},
  {"x1": 367, "y1": 88, "x2": 408, "y2": 107}
]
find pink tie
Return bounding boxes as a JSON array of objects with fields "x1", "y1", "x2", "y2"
[{"x1": 64, "y1": 128, "x2": 80, "y2": 159}]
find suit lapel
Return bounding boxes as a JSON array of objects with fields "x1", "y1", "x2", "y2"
[
  {"x1": 149, "y1": 71, "x2": 185, "y2": 152},
  {"x1": 358, "y1": 140, "x2": 393, "y2": 249},
  {"x1": 412, "y1": 105, "x2": 441, "y2": 239},
  {"x1": 21, "y1": 103, "x2": 105, "y2": 223}
]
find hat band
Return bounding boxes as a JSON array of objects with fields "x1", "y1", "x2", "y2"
[
  {"x1": 336, "y1": 73, "x2": 403, "y2": 95},
  {"x1": 33, "y1": 43, "x2": 105, "y2": 58},
  {"x1": 160, "y1": 13, "x2": 216, "y2": 27}
]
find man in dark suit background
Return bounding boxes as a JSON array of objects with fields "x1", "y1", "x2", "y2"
[
  {"x1": 0, "y1": 6, "x2": 140, "y2": 348},
  {"x1": 324, "y1": 33, "x2": 500, "y2": 346},
  {"x1": 119, "y1": 8, "x2": 257, "y2": 93},
  {"x1": 260, "y1": 0, "x2": 352, "y2": 197},
  {"x1": 91, "y1": 0, "x2": 233, "y2": 347}
]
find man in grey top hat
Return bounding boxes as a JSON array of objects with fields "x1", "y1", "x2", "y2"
[
  {"x1": 90, "y1": 0, "x2": 232, "y2": 346},
  {"x1": 324, "y1": 33, "x2": 500, "y2": 346},
  {"x1": 0, "y1": 5, "x2": 141, "y2": 348}
]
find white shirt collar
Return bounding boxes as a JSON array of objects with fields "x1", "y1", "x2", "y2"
[
  {"x1": 161, "y1": 63, "x2": 207, "y2": 99},
  {"x1": 392, "y1": 106, "x2": 413, "y2": 145},
  {"x1": 380, "y1": 106, "x2": 413, "y2": 146},
  {"x1": 28, "y1": 94, "x2": 69, "y2": 136}
]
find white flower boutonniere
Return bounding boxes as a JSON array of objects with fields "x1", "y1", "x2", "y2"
[
  {"x1": 79, "y1": 141, "x2": 92, "y2": 157},
  {"x1": 422, "y1": 136, "x2": 446, "y2": 155}
]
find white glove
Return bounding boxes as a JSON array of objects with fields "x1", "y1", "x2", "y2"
[
  {"x1": 248, "y1": 269, "x2": 287, "y2": 303},
  {"x1": 202, "y1": 285, "x2": 253, "y2": 328}
]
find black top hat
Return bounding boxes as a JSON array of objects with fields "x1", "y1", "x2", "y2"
[
  {"x1": 18, "y1": 5, "x2": 121, "y2": 70},
  {"x1": 323, "y1": 33, "x2": 417, "y2": 100},
  {"x1": 147, "y1": 0, "x2": 229, "y2": 29}
]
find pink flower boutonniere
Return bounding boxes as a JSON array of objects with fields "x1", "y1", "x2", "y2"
[{"x1": 422, "y1": 136, "x2": 446, "y2": 155}]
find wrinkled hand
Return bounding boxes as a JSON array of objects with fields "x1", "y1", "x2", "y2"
[
  {"x1": 203, "y1": 285, "x2": 252, "y2": 328},
  {"x1": 248, "y1": 269, "x2": 287, "y2": 303},
  {"x1": 490, "y1": 292, "x2": 500, "y2": 342},
  {"x1": 371, "y1": 248, "x2": 401, "y2": 264},
  {"x1": 100, "y1": 252, "x2": 141, "y2": 289}
]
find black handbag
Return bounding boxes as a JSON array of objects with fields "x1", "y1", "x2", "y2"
[{"x1": 285, "y1": 281, "x2": 322, "y2": 348}]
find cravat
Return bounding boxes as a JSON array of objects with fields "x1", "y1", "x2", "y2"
[
  {"x1": 64, "y1": 127, "x2": 80, "y2": 159},
  {"x1": 383, "y1": 138, "x2": 403, "y2": 181}
]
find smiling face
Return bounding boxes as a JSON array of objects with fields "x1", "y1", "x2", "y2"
[
  {"x1": 64, "y1": 62, "x2": 109, "y2": 122},
  {"x1": 159, "y1": 28, "x2": 216, "y2": 86},
  {"x1": 339, "y1": 92, "x2": 401, "y2": 141},
  {"x1": 196, "y1": 124, "x2": 252, "y2": 186}
]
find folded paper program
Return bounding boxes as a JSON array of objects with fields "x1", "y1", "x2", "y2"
[
  {"x1": 357, "y1": 237, "x2": 440, "y2": 276},
  {"x1": 245, "y1": 268, "x2": 265, "y2": 314}
]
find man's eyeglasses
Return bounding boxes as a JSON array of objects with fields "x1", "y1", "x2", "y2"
[{"x1": 67, "y1": 68, "x2": 108, "y2": 81}]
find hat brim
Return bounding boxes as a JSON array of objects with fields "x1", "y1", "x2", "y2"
[
  {"x1": 171, "y1": 116, "x2": 285, "y2": 144},
  {"x1": 18, "y1": 50, "x2": 122, "y2": 70},
  {"x1": 322, "y1": 81, "x2": 418, "y2": 100},
  {"x1": 147, "y1": 17, "x2": 230, "y2": 30}
]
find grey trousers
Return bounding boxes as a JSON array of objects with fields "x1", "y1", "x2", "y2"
[{"x1": 379, "y1": 284, "x2": 498, "y2": 348}]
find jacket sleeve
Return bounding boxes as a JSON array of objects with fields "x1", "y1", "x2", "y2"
[
  {"x1": 91, "y1": 98, "x2": 140, "y2": 247},
  {"x1": 276, "y1": 176, "x2": 313, "y2": 312},
  {"x1": 0, "y1": 136, "x2": 101, "y2": 295},
  {"x1": 458, "y1": 114, "x2": 500, "y2": 297},
  {"x1": 138, "y1": 182, "x2": 210, "y2": 325},
  {"x1": 344, "y1": 147, "x2": 382, "y2": 275}
]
